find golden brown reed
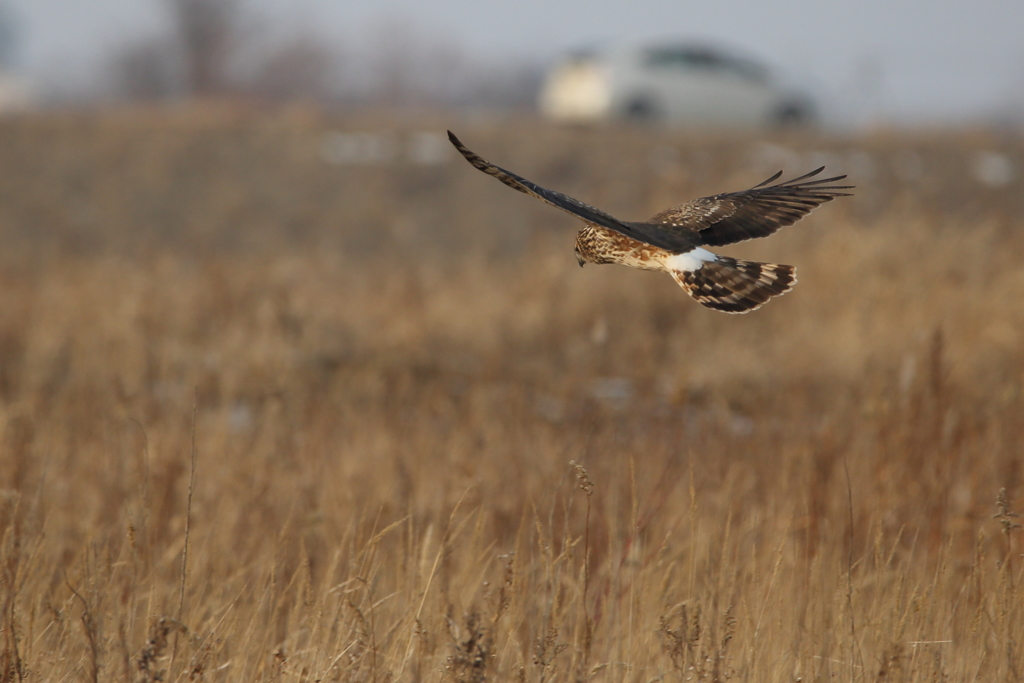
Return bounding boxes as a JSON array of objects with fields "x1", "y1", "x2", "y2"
[{"x1": 0, "y1": 110, "x2": 1023, "y2": 681}]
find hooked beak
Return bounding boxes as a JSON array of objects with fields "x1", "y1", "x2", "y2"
[{"x1": 575, "y1": 249, "x2": 585, "y2": 268}]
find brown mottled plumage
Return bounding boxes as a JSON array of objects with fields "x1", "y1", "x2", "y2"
[{"x1": 448, "y1": 131, "x2": 852, "y2": 313}]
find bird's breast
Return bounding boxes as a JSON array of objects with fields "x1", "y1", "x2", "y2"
[{"x1": 576, "y1": 225, "x2": 669, "y2": 271}]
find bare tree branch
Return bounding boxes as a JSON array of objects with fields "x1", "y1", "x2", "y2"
[{"x1": 168, "y1": 0, "x2": 240, "y2": 95}]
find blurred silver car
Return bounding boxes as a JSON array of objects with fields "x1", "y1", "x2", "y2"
[{"x1": 539, "y1": 42, "x2": 816, "y2": 127}]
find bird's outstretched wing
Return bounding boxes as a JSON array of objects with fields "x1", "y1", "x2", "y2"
[
  {"x1": 448, "y1": 131, "x2": 702, "y2": 252},
  {"x1": 645, "y1": 168, "x2": 854, "y2": 247}
]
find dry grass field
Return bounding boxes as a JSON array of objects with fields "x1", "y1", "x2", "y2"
[{"x1": 0, "y1": 108, "x2": 1023, "y2": 682}]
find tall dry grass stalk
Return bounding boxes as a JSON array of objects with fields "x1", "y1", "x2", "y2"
[{"x1": 0, "y1": 111, "x2": 1022, "y2": 681}]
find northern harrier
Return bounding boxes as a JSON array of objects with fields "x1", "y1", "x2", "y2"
[{"x1": 448, "y1": 131, "x2": 853, "y2": 313}]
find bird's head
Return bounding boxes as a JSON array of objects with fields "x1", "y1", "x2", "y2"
[{"x1": 574, "y1": 231, "x2": 592, "y2": 267}]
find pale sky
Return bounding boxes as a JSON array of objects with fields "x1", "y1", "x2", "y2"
[{"x1": 4, "y1": 0, "x2": 1024, "y2": 125}]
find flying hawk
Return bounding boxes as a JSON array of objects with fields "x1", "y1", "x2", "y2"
[{"x1": 448, "y1": 131, "x2": 852, "y2": 313}]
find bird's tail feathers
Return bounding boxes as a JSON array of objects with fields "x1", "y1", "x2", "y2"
[{"x1": 669, "y1": 256, "x2": 796, "y2": 313}]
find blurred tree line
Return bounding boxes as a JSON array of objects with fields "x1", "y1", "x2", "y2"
[{"x1": 110, "y1": 0, "x2": 542, "y2": 109}]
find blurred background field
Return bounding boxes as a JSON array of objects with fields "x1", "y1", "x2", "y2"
[
  {"x1": 1, "y1": 0, "x2": 1024, "y2": 681},
  {"x1": 1, "y1": 110, "x2": 1023, "y2": 682}
]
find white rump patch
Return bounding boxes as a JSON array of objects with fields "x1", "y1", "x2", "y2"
[{"x1": 665, "y1": 248, "x2": 718, "y2": 273}]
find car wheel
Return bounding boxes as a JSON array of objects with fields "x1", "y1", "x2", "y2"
[
  {"x1": 774, "y1": 101, "x2": 814, "y2": 127},
  {"x1": 624, "y1": 96, "x2": 661, "y2": 122}
]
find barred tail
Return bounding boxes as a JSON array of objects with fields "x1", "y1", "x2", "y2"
[{"x1": 668, "y1": 255, "x2": 796, "y2": 313}]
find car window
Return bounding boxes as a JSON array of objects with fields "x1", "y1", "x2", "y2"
[{"x1": 642, "y1": 47, "x2": 768, "y2": 83}]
